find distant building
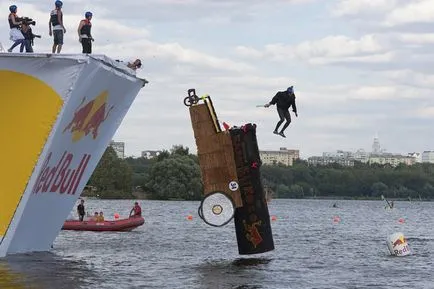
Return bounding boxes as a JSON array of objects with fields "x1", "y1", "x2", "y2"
[
  {"x1": 421, "y1": 151, "x2": 434, "y2": 163},
  {"x1": 408, "y1": 152, "x2": 422, "y2": 163},
  {"x1": 368, "y1": 154, "x2": 416, "y2": 167},
  {"x1": 372, "y1": 134, "x2": 381, "y2": 154},
  {"x1": 323, "y1": 150, "x2": 353, "y2": 158},
  {"x1": 109, "y1": 141, "x2": 125, "y2": 159},
  {"x1": 142, "y1": 150, "x2": 162, "y2": 159},
  {"x1": 353, "y1": 149, "x2": 369, "y2": 163},
  {"x1": 259, "y1": 147, "x2": 299, "y2": 166},
  {"x1": 308, "y1": 156, "x2": 355, "y2": 167}
]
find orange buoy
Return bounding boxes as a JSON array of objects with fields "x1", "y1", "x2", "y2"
[
  {"x1": 114, "y1": 213, "x2": 120, "y2": 219},
  {"x1": 271, "y1": 215, "x2": 277, "y2": 221},
  {"x1": 398, "y1": 218, "x2": 405, "y2": 224},
  {"x1": 187, "y1": 215, "x2": 193, "y2": 220},
  {"x1": 333, "y1": 215, "x2": 341, "y2": 223}
]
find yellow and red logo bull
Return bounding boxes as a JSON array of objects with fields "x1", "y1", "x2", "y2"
[
  {"x1": 392, "y1": 236, "x2": 406, "y2": 248},
  {"x1": 63, "y1": 90, "x2": 114, "y2": 142}
]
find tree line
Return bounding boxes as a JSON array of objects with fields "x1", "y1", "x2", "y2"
[{"x1": 85, "y1": 145, "x2": 434, "y2": 201}]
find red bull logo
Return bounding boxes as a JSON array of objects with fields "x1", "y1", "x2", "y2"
[
  {"x1": 63, "y1": 90, "x2": 114, "y2": 143},
  {"x1": 243, "y1": 220, "x2": 263, "y2": 248},
  {"x1": 392, "y1": 236, "x2": 406, "y2": 248}
]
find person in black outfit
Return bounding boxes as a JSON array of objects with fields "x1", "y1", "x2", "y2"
[
  {"x1": 264, "y1": 86, "x2": 298, "y2": 138},
  {"x1": 77, "y1": 11, "x2": 93, "y2": 54},
  {"x1": 21, "y1": 22, "x2": 40, "y2": 52},
  {"x1": 77, "y1": 199, "x2": 85, "y2": 221}
]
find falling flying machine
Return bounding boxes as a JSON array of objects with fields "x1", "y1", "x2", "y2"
[{"x1": 183, "y1": 88, "x2": 274, "y2": 255}]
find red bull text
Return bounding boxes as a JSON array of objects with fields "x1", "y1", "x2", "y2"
[
  {"x1": 394, "y1": 244, "x2": 410, "y2": 256},
  {"x1": 32, "y1": 151, "x2": 91, "y2": 195}
]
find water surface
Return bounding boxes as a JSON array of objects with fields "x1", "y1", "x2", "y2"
[{"x1": 1, "y1": 199, "x2": 432, "y2": 288}]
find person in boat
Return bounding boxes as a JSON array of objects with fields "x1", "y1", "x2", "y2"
[
  {"x1": 91, "y1": 211, "x2": 99, "y2": 221},
  {"x1": 264, "y1": 86, "x2": 298, "y2": 138},
  {"x1": 96, "y1": 211, "x2": 104, "y2": 222},
  {"x1": 77, "y1": 11, "x2": 93, "y2": 54},
  {"x1": 77, "y1": 199, "x2": 85, "y2": 221},
  {"x1": 129, "y1": 202, "x2": 142, "y2": 218},
  {"x1": 49, "y1": 0, "x2": 65, "y2": 53}
]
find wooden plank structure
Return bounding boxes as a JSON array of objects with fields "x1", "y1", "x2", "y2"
[
  {"x1": 189, "y1": 98, "x2": 242, "y2": 207},
  {"x1": 185, "y1": 89, "x2": 274, "y2": 255}
]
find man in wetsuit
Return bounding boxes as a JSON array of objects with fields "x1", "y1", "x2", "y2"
[
  {"x1": 264, "y1": 86, "x2": 298, "y2": 138},
  {"x1": 77, "y1": 199, "x2": 85, "y2": 221}
]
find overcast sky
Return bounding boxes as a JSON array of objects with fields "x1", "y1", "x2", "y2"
[{"x1": 2, "y1": 0, "x2": 433, "y2": 158}]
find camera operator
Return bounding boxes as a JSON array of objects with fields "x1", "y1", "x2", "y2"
[
  {"x1": 21, "y1": 21, "x2": 41, "y2": 53},
  {"x1": 7, "y1": 5, "x2": 25, "y2": 52}
]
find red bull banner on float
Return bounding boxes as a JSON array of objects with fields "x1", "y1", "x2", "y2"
[{"x1": 0, "y1": 54, "x2": 147, "y2": 256}]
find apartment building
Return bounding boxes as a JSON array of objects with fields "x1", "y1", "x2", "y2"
[{"x1": 260, "y1": 147, "x2": 299, "y2": 166}]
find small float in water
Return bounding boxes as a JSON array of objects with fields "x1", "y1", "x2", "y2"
[{"x1": 62, "y1": 216, "x2": 144, "y2": 232}]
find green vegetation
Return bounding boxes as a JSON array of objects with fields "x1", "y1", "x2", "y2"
[
  {"x1": 86, "y1": 145, "x2": 434, "y2": 200},
  {"x1": 261, "y1": 160, "x2": 434, "y2": 200}
]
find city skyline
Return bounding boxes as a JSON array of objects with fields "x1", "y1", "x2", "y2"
[
  {"x1": 115, "y1": 134, "x2": 432, "y2": 160},
  {"x1": 5, "y1": 1, "x2": 433, "y2": 158}
]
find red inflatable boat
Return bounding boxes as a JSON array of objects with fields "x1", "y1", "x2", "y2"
[{"x1": 62, "y1": 216, "x2": 145, "y2": 232}]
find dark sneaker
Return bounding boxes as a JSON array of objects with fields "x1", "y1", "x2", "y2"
[
  {"x1": 273, "y1": 130, "x2": 279, "y2": 135},
  {"x1": 279, "y1": 132, "x2": 286, "y2": 138}
]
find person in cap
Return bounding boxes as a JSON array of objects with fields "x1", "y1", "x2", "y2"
[{"x1": 264, "y1": 86, "x2": 298, "y2": 138}]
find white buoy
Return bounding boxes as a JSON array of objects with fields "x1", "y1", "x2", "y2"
[{"x1": 387, "y1": 232, "x2": 411, "y2": 257}]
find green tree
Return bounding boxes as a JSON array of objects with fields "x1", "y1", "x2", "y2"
[
  {"x1": 143, "y1": 154, "x2": 202, "y2": 200},
  {"x1": 371, "y1": 182, "x2": 388, "y2": 197},
  {"x1": 87, "y1": 146, "x2": 133, "y2": 198}
]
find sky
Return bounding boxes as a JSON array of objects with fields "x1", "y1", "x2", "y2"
[{"x1": 1, "y1": 0, "x2": 433, "y2": 158}]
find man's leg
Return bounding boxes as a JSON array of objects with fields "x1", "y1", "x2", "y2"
[
  {"x1": 274, "y1": 107, "x2": 285, "y2": 133},
  {"x1": 56, "y1": 30, "x2": 63, "y2": 53},
  {"x1": 19, "y1": 41, "x2": 25, "y2": 52},
  {"x1": 8, "y1": 39, "x2": 23, "y2": 52},
  {"x1": 82, "y1": 38, "x2": 91, "y2": 53},
  {"x1": 25, "y1": 40, "x2": 33, "y2": 53},
  {"x1": 52, "y1": 31, "x2": 58, "y2": 53},
  {"x1": 279, "y1": 110, "x2": 292, "y2": 137}
]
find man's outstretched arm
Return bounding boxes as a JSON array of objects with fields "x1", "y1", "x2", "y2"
[{"x1": 264, "y1": 93, "x2": 279, "y2": 107}]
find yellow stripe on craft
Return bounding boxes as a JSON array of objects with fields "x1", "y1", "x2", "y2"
[{"x1": 0, "y1": 70, "x2": 63, "y2": 237}]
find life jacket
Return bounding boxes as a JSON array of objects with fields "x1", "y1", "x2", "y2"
[
  {"x1": 8, "y1": 13, "x2": 19, "y2": 29},
  {"x1": 50, "y1": 9, "x2": 61, "y2": 26},
  {"x1": 80, "y1": 19, "x2": 91, "y2": 36}
]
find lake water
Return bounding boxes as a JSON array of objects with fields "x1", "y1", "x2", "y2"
[{"x1": 0, "y1": 199, "x2": 433, "y2": 289}]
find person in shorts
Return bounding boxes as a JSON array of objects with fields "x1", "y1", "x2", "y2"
[{"x1": 48, "y1": 0, "x2": 66, "y2": 53}]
